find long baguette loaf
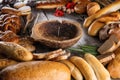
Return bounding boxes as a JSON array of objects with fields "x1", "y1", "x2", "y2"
[
  {"x1": 83, "y1": 0, "x2": 120, "y2": 28},
  {"x1": 61, "y1": 60, "x2": 83, "y2": 80},
  {"x1": 70, "y1": 56, "x2": 97, "y2": 80},
  {"x1": 84, "y1": 53, "x2": 111, "y2": 80}
]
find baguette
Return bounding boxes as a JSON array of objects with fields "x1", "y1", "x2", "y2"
[
  {"x1": 70, "y1": 56, "x2": 97, "y2": 80},
  {"x1": 83, "y1": 0, "x2": 120, "y2": 28},
  {"x1": 84, "y1": 53, "x2": 111, "y2": 80},
  {"x1": 0, "y1": 61, "x2": 71, "y2": 80},
  {"x1": 0, "y1": 42, "x2": 33, "y2": 61},
  {"x1": 61, "y1": 60, "x2": 83, "y2": 80}
]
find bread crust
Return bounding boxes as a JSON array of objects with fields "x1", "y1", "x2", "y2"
[{"x1": 0, "y1": 61, "x2": 71, "y2": 80}]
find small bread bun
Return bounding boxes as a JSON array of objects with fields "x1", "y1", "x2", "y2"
[
  {"x1": 74, "y1": 1, "x2": 90, "y2": 14},
  {"x1": 87, "y1": 2, "x2": 100, "y2": 16},
  {"x1": 14, "y1": 2, "x2": 26, "y2": 9},
  {"x1": 18, "y1": 6, "x2": 31, "y2": 15}
]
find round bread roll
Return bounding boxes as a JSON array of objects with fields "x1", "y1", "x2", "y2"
[
  {"x1": 74, "y1": 1, "x2": 90, "y2": 14},
  {"x1": 87, "y1": 2, "x2": 100, "y2": 16},
  {"x1": 0, "y1": 61, "x2": 71, "y2": 80}
]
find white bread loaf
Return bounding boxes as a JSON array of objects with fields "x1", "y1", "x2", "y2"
[{"x1": 0, "y1": 61, "x2": 71, "y2": 80}]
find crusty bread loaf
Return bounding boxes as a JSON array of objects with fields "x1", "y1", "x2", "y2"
[{"x1": 0, "y1": 61, "x2": 71, "y2": 80}]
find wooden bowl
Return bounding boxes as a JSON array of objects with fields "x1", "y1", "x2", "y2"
[{"x1": 31, "y1": 20, "x2": 82, "y2": 48}]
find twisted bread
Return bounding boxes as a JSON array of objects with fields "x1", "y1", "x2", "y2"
[
  {"x1": 0, "y1": 14, "x2": 21, "y2": 33},
  {"x1": 0, "y1": 31, "x2": 19, "y2": 43},
  {"x1": 87, "y1": 2, "x2": 100, "y2": 16}
]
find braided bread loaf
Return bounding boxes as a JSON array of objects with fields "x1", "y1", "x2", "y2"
[{"x1": 0, "y1": 14, "x2": 21, "y2": 33}]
